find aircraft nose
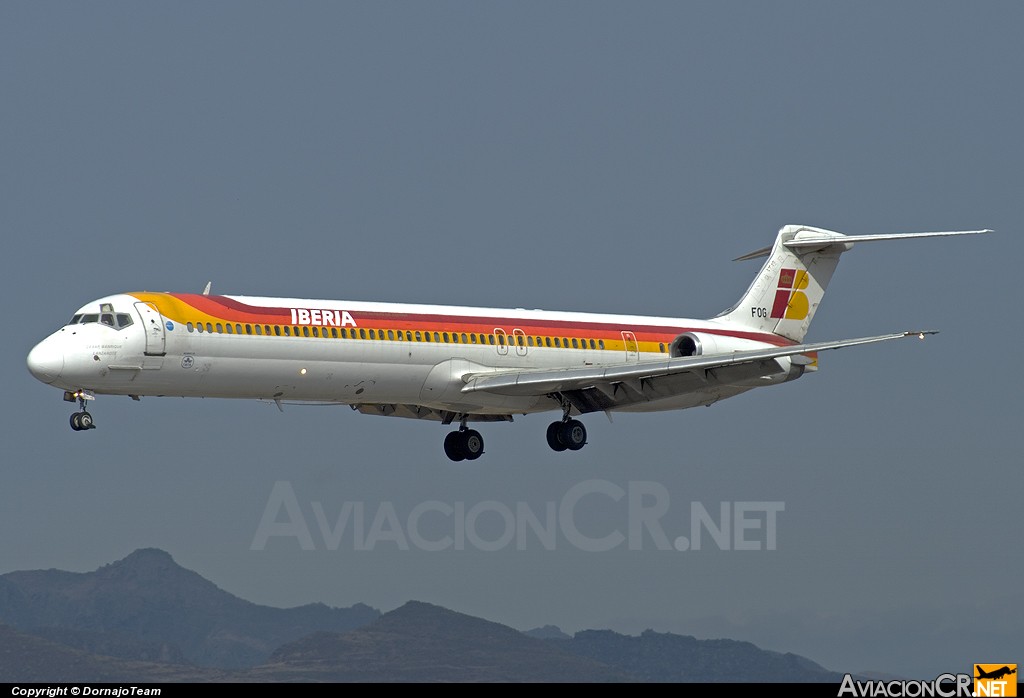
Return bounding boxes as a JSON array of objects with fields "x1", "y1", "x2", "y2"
[{"x1": 27, "y1": 339, "x2": 64, "y2": 384}]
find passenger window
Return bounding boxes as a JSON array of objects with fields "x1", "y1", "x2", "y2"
[
  {"x1": 311, "y1": 327, "x2": 318, "y2": 337},
  {"x1": 545, "y1": 337, "x2": 552, "y2": 348},
  {"x1": 518, "y1": 335, "x2": 525, "y2": 346},
  {"x1": 553, "y1": 337, "x2": 560, "y2": 347},
  {"x1": 572, "y1": 338, "x2": 579, "y2": 348},
  {"x1": 443, "y1": 332, "x2": 450, "y2": 343},
  {"x1": 216, "y1": 323, "x2": 223, "y2": 333},
  {"x1": 226, "y1": 324, "x2": 234, "y2": 334},
  {"x1": 276, "y1": 326, "x2": 283, "y2": 337},
  {"x1": 659, "y1": 342, "x2": 666, "y2": 353},
  {"x1": 433, "y1": 332, "x2": 440, "y2": 342},
  {"x1": 265, "y1": 325, "x2": 271, "y2": 335},
  {"x1": 256, "y1": 325, "x2": 263, "y2": 335},
  {"x1": 245, "y1": 324, "x2": 253, "y2": 335},
  {"x1": 527, "y1": 336, "x2": 534, "y2": 346},
  {"x1": 236, "y1": 324, "x2": 243, "y2": 334},
  {"x1": 599, "y1": 339, "x2": 605, "y2": 350},
  {"x1": 197, "y1": 323, "x2": 204, "y2": 333},
  {"x1": 562, "y1": 338, "x2": 569, "y2": 348},
  {"x1": 498, "y1": 335, "x2": 505, "y2": 346},
  {"x1": 416, "y1": 331, "x2": 422, "y2": 341},
  {"x1": 340, "y1": 328, "x2": 346, "y2": 338},
  {"x1": 331, "y1": 328, "x2": 337, "y2": 338},
  {"x1": 488, "y1": 334, "x2": 495, "y2": 345},
  {"x1": 303, "y1": 327, "x2": 310, "y2": 337},
  {"x1": 187, "y1": 322, "x2": 194, "y2": 333},
  {"x1": 360, "y1": 329, "x2": 367, "y2": 339},
  {"x1": 388, "y1": 329, "x2": 395, "y2": 340}
]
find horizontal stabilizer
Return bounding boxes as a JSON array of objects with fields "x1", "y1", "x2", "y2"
[
  {"x1": 733, "y1": 228, "x2": 991, "y2": 261},
  {"x1": 784, "y1": 229, "x2": 992, "y2": 251}
]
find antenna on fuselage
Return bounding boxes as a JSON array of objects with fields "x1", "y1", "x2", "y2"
[{"x1": 202, "y1": 281, "x2": 212, "y2": 295}]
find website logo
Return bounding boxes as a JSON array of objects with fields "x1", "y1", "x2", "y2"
[{"x1": 975, "y1": 664, "x2": 1017, "y2": 697}]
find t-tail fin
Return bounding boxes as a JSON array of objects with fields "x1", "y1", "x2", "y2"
[{"x1": 717, "y1": 225, "x2": 991, "y2": 342}]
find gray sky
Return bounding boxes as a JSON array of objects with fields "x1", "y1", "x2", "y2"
[{"x1": 3, "y1": 2, "x2": 1020, "y2": 679}]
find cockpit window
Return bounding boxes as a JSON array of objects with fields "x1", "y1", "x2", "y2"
[{"x1": 68, "y1": 310, "x2": 135, "y2": 331}]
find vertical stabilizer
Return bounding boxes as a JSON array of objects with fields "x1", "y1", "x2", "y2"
[
  {"x1": 717, "y1": 225, "x2": 991, "y2": 342},
  {"x1": 717, "y1": 225, "x2": 845, "y2": 342}
]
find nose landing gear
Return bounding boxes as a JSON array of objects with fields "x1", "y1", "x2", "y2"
[
  {"x1": 65, "y1": 391, "x2": 96, "y2": 431},
  {"x1": 70, "y1": 411, "x2": 94, "y2": 431}
]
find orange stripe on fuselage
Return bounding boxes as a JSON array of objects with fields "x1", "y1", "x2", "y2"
[{"x1": 129, "y1": 292, "x2": 795, "y2": 350}]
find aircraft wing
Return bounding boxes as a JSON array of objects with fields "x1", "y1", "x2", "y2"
[{"x1": 461, "y1": 331, "x2": 934, "y2": 410}]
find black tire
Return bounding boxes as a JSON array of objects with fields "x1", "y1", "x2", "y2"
[
  {"x1": 444, "y1": 431, "x2": 466, "y2": 462},
  {"x1": 79, "y1": 411, "x2": 94, "y2": 429},
  {"x1": 546, "y1": 421, "x2": 567, "y2": 451},
  {"x1": 560, "y1": 419, "x2": 587, "y2": 451},
  {"x1": 462, "y1": 430, "x2": 484, "y2": 460},
  {"x1": 70, "y1": 413, "x2": 82, "y2": 431}
]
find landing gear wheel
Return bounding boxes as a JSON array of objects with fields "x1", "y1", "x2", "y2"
[
  {"x1": 462, "y1": 429, "x2": 484, "y2": 460},
  {"x1": 70, "y1": 413, "x2": 82, "y2": 431},
  {"x1": 78, "y1": 411, "x2": 94, "y2": 430},
  {"x1": 444, "y1": 431, "x2": 466, "y2": 462},
  {"x1": 559, "y1": 419, "x2": 587, "y2": 451},
  {"x1": 546, "y1": 422, "x2": 567, "y2": 452}
]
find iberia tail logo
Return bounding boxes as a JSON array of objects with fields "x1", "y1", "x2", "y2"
[
  {"x1": 975, "y1": 664, "x2": 1017, "y2": 697},
  {"x1": 770, "y1": 268, "x2": 810, "y2": 320}
]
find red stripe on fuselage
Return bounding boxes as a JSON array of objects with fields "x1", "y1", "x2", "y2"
[{"x1": 164, "y1": 294, "x2": 795, "y2": 347}]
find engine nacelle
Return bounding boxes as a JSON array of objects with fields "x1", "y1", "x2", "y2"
[
  {"x1": 669, "y1": 331, "x2": 774, "y2": 357},
  {"x1": 669, "y1": 332, "x2": 806, "y2": 386}
]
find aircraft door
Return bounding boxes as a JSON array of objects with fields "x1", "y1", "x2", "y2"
[
  {"x1": 621, "y1": 330, "x2": 639, "y2": 362},
  {"x1": 134, "y1": 302, "x2": 167, "y2": 356},
  {"x1": 512, "y1": 328, "x2": 528, "y2": 357},
  {"x1": 494, "y1": 328, "x2": 509, "y2": 356}
]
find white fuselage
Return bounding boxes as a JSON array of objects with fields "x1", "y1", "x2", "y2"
[{"x1": 27, "y1": 292, "x2": 792, "y2": 419}]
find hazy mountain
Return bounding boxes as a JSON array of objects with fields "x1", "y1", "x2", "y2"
[
  {"x1": 556, "y1": 628, "x2": 844, "y2": 682},
  {"x1": 524, "y1": 624, "x2": 572, "y2": 640},
  {"x1": 252, "y1": 601, "x2": 628, "y2": 682},
  {"x1": 0, "y1": 549, "x2": 846, "y2": 682},
  {"x1": 0, "y1": 623, "x2": 229, "y2": 682},
  {"x1": 0, "y1": 548, "x2": 379, "y2": 668}
]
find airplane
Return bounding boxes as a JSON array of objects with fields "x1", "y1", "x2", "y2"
[
  {"x1": 976, "y1": 666, "x2": 1017, "y2": 681},
  {"x1": 26, "y1": 224, "x2": 989, "y2": 461}
]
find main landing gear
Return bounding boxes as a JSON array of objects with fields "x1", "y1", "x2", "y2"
[
  {"x1": 546, "y1": 418, "x2": 587, "y2": 452},
  {"x1": 444, "y1": 427, "x2": 484, "y2": 462},
  {"x1": 66, "y1": 391, "x2": 96, "y2": 431},
  {"x1": 546, "y1": 395, "x2": 587, "y2": 452}
]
